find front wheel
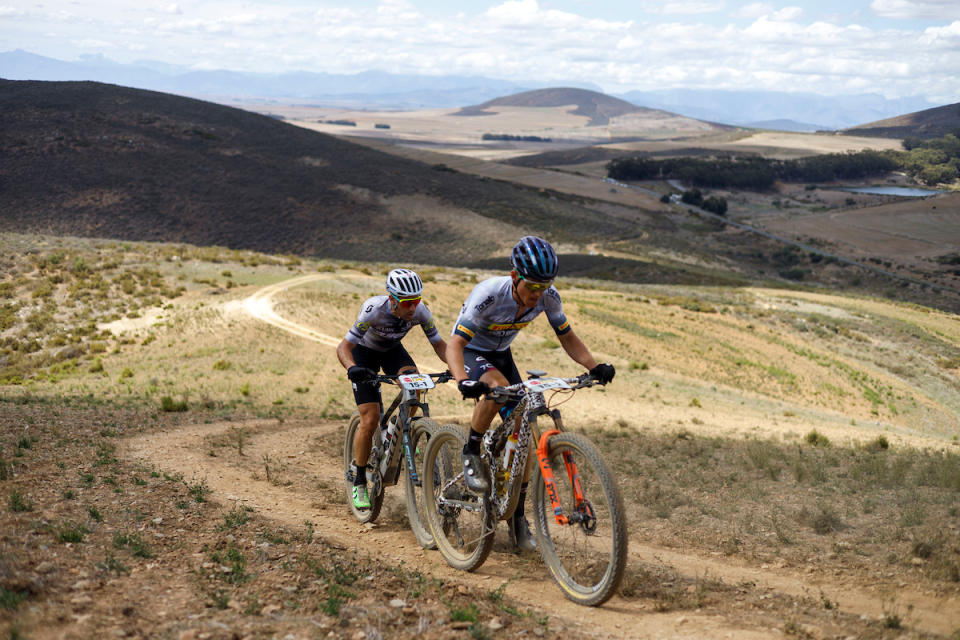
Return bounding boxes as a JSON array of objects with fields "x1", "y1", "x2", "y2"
[
  {"x1": 531, "y1": 432, "x2": 628, "y2": 606},
  {"x1": 422, "y1": 424, "x2": 495, "y2": 571},
  {"x1": 343, "y1": 412, "x2": 384, "y2": 523},
  {"x1": 404, "y1": 417, "x2": 439, "y2": 549}
]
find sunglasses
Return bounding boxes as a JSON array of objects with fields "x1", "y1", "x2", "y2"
[
  {"x1": 390, "y1": 293, "x2": 421, "y2": 308},
  {"x1": 517, "y1": 275, "x2": 553, "y2": 292}
]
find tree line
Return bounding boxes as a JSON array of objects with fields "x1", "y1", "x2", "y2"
[{"x1": 606, "y1": 131, "x2": 960, "y2": 189}]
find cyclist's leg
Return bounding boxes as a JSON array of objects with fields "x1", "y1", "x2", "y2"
[
  {"x1": 350, "y1": 346, "x2": 385, "y2": 509},
  {"x1": 462, "y1": 349, "x2": 516, "y2": 437}
]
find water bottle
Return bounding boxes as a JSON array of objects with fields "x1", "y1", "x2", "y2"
[
  {"x1": 382, "y1": 418, "x2": 399, "y2": 450},
  {"x1": 502, "y1": 433, "x2": 518, "y2": 480}
]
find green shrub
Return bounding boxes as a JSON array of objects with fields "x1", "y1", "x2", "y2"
[
  {"x1": 8, "y1": 490, "x2": 33, "y2": 512},
  {"x1": 160, "y1": 396, "x2": 188, "y2": 412}
]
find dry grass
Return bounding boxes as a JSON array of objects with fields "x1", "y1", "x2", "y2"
[{"x1": 2, "y1": 232, "x2": 959, "y2": 638}]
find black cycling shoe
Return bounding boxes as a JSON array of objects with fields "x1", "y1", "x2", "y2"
[
  {"x1": 509, "y1": 513, "x2": 536, "y2": 552},
  {"x1": 460, "y1": 451, "x2": 490, "y2": 494}
]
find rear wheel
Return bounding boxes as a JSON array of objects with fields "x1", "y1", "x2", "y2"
[
  {"x1": 422, "y1": 424, "x2": 495, "y2": 571},
  {"x1": 531, "y1": 432, "x2": 627, "y2": 606},
  {"x1": 404, "y1": 417, "x2": 439, "y2": 549},
  {"x1": 343, "y1": 412, "x2": 384, "y2": 523}
]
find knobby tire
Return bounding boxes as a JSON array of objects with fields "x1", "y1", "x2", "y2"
[
  {"x1": 531, "y1": 431, "x2": 627, "y2": 606},
  {"x1": 404, "y1": 417, "x2": 438, "y2": 549},
  {"x1": 422, "y1": 424, "x2": 495, "y2": 571},
  {"x1": 343, "y1": 412, "x2": 384, "y2": 524}
]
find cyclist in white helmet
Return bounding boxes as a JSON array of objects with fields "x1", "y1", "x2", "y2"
[
  {"x1": 447, "y1": 236, "x2": 615, "y2": 551},
  {"x1": 336, "y1": 268, "x2": 447, "y2": 511}
]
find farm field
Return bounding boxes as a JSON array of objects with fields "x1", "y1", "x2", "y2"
[{"x1": 2, "y1": 234, "x2": 959, "y2": 639}]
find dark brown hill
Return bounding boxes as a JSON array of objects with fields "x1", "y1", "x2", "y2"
[
  {"x1": 455, "y1": 87, "x2": 656, "y2": 125},
  {"x1": 0, "y1": 80, "x2": 634, "y2": 264},
  {"x1": 842, "y1": 101, "x2": 960, "y2": 139}
]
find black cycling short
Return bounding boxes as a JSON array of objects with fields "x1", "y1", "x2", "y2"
[
  {"x1": 462, "y1": 347, "x2": 522, "y2": 417},
  {"x1": 350, "y1": 343, "x2": 416, "y2": 405}
]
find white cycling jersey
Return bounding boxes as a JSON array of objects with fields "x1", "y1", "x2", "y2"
[
  {"x1": 452, "y1": 276, "x2": 570, "y2": 352},
  {"x1": 345, "y1": 295, "x2": 442, "y2": 352}
]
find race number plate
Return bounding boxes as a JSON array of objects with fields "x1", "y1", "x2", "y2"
[
  {"x1": 523, "y1": 377, "x2": 570, "y2": 392},
  {"x1": 398, "y1": 374, "x2": 435, "y2": 390}
]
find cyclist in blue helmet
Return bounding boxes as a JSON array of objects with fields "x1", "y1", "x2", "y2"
[{"x1": 446, "y1": 236, "x2": 615, "y2": 551}]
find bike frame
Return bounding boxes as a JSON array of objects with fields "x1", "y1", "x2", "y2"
[
  {"x1": 349, "y1": 372, "x2": 450, "y2": 495},
  {"x1": 484, "y1": 373, "x2": 596, "y2": 526}
]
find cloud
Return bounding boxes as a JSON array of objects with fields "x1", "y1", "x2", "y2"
[
  {"x1": 8, "y1": 0, "x2": 959, "y2": 103},
  {"x1": 647, "y1": 0, "x2": 725, "y2": 15},
  {"x1": 871, "y1": 0, "x2": 960, "y2": 20},
  {"x1": 733, "y1": 3, "x2": 774, "y2": 19},
  {"x1": 770, "y1": 6, "x2": 803, "y2": 21}
]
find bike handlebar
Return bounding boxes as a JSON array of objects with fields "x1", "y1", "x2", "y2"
[
  {"x1": 484, "y1": 373, "x2": 599, "y2": 402},
  {"x1": 374, "y1": 370, "x2": 454, "y2": 385}
]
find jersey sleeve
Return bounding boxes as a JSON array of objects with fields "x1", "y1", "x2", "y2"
[
  {"x1": 543, "y1": 287, "x2": 571, "y2": 336},
  {"x1": 345, "y1": 298, "x2": 378, "y2": 344},
  {"x1": 452, "y1": 283, "x2": 489, "y2": 342},
  {"x1": 417, "y1": 305, "x2": 443, "y2": 344}
]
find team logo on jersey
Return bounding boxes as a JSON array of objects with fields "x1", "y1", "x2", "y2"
[
  {"x1": 455, "y1": 323, "x2": 475, "y2": 339},
  {"x1": 475, "y1": 295, "x2": 495, "y2": 312},
  {"x1": 487, "y1": 321, "x2": 531, "y2": 331}
]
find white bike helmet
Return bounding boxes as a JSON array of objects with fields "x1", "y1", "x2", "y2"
[{"x1": 385, "y1": 268, "x2": 423, "y2": 299}]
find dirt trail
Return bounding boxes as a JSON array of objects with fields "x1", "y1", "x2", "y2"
[
  {"x1": 239, "y1": 274, "x2": 343, "y2": 347},
  {"x1": 124, "y1": 418, "x2": 960, "y2": 639},
  {"x1": 122, "y1": 275, "x2": 960, "y2": 638}
]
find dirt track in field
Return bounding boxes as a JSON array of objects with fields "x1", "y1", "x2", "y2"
[{"x1": 122, "y1": 275, "x2": 960, "y2": 639}]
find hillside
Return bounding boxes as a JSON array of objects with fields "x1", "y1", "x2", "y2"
[
  {"x1": 3, "y1": 80, "x2": 960, "y2": 315},
  {"x1": 843, "y1": 101, "x2": 960, "y2": 139},
  {"x1": 1, "y1": 234, "x2": 958, "y2": 639},
  {"x1": 0, "y1": 80, "x2": 641, "y2": 265},
  {"x1": 455, "y1": 87, "x2": 691, "y2": 127}
]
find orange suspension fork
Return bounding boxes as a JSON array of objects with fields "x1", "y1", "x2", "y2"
[{"x1": 537, "y1": 429, "x2": 585, "y2": 525}]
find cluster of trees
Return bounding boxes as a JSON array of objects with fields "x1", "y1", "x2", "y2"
[
  {"x1": 481, "y1": 133, "x2": 552, "y2": 142},
  {"x1": 606, "y1": 150, "x2": 899, "y2": 190},
  {"x1": 900, "y1": 131, "x2": 960, "y2": 185},
  {"x1": 607, "y1": 131, "x2": 960, "y2": 189},
  {"x1": 679, "y1": 188, "x2": 728, "y2": 215}
]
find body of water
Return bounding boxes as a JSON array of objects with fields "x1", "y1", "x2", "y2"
[{"x1": 839, "y1": 186, "x2": 941, "y2": 197}]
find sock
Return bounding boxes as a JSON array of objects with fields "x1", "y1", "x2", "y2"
[
  {"x1": 515, "y1": 483, "x2": 528, "y2": 519},
  {"x1": 354, "y1": 464, "x2": 366, "y2": 486},
  {"x1": 466, "y1": 428, "x2": 484, "y2": 455}
]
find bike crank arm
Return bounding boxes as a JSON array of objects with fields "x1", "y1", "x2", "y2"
[{"x1": 437, "y1": 497, "x2": 484, "y2": 513}]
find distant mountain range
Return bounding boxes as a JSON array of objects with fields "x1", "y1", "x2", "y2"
[
  {"x1": 0, "y1": 49, "x2": 947, "y2": 131},
  {"x1": 843, "y1": 102, "x2": 960, "y2": 139},
  {"x1": 455, "y1": 87, "x2": 659, "y2": 126}
]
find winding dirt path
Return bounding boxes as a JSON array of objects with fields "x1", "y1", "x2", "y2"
[{"x1": 122, "y1": 276, "x2": 960, "y2": 639}]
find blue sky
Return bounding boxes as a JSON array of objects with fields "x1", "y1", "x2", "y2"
[{"x1": 2, "y1": 0, "x2": 958, "y2": 102}]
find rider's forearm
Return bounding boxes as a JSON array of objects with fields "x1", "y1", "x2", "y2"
[
  {"x1": 432, "y1": 339, "x2": 448, "y2": 365},
  {"x1": 558, "y1": 330, "x2": 598, "y2": 371},
  {"x1": 447, "y1": 335, "x2": 468, "y2": 382},
  {"x1": 336, "y1": 339, "x2": 356, "y2": 369}
]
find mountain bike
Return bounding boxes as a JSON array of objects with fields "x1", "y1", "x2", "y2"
[
  {"x1": 344, "y1": 371, "x2": 452, "y2": 549},
  {"x1": 421, "y1": 371, "x2": 627, "y2": 606}
]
